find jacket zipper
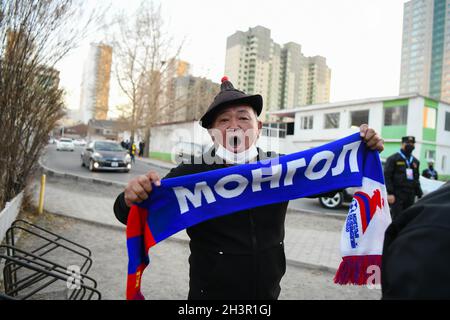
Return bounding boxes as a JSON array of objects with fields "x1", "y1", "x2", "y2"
[{"x1": 248, "y1": 209, "x2": 258, "y2": 298}]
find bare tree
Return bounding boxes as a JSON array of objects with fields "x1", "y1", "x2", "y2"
[
  {"x1": 109, "y1": 0, "x2": 184, "y2": 155},
  {"x1": 0, "y1": 0, "x2": 107, "y2": 210}
]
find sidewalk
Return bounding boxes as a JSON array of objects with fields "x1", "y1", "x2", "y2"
[
  {"x1": 30, "y1": 175, "x2": 343, "y2": 272},
  {"x1": 27, "y1": 175, "x2": 380, "y2": 299}
]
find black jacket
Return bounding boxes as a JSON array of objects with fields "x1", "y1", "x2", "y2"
[
  {"x1": 114, "y1": 147, "x2": 339, "y2": 299},
  {"x1": 384, "y1": 151, "x2": 422, "y2": 197},
  {"x1": 422, "y1": 168, "x2": 438, "y2": 180},
  {"x1": 114, "y1": 148, "x2": 289, "y2": 299},
  {"x1": 382, "y1": 181, "x2": 450, "y2": 299}
]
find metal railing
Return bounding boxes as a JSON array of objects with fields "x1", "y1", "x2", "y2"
[{"x1": 0, "y1": 219, "x2": 101, "y2": 300}]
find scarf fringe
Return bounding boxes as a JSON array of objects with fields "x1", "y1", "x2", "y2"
[{"x1": 334, "y1": 255, "x2": 382, "y2": 285}]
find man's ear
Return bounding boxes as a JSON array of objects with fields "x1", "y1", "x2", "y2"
[
  {"x1": 256, "y1": 120, "x2": 263, "y2": 138},
  {"x1": 257, "y1": 120, "x2": 262, "y2": 130}
]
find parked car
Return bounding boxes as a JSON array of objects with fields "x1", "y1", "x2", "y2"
[
  {"x1": 56, "y1": 138, "x2": 74, "y2": 151},
  {"x1": 81, "y1": 140, "x2": 131, "y2": 172},
  {"x1": 73, "y1": 138, "x2": 87, "y2": 147},
  {"x1": 318, "y1": 159, "x2": 445, "y2": 209}
]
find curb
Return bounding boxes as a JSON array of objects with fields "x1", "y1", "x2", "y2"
[
  {"x1": 287, "y1": 207, "x2": 346, "y2": 220},
  {"x1": 38, "y1": 159, "x2": 127, "y2": 188},
  {"x1": 137, "y1": 158, "x2": 176, "y2": 170},
  {"x1": 286, "y1": 258, "x2": 337, "y2": 274}
]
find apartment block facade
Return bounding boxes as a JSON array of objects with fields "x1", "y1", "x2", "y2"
[
  {"x1": 79, "y1": 43, "x2": 113, "y2": 123},
  {"x1": 225, "y1": 26, "x2": 331, "y2": 121}
]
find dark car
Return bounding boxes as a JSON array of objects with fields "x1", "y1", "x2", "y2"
[
  {"x1": 81, "y1": 140, "x2": 131, "y2": 172},
  {"x1": 317, "y1": 158, "x2": 444, "y2": 209}
]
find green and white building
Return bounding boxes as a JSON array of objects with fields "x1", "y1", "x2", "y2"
[{"x1": 270, "y1": 94, "x2": 450, "y2": 179}]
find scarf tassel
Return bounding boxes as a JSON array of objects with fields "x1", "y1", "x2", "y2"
[{"x1": 334, "y1": 255, "x2": 382, "y2": 285}]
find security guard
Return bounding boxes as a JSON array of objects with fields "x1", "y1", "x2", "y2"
[
  {"x1": 384, "y1": 136, "x2": 423, "y2": 220},
  {"x1": 422, "y1": 161, "x2": 439, "y2": 180}
]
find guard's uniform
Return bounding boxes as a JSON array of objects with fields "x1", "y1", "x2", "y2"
[{"x1": 384, "y1": 150, "x2": 423, "y2": 220}]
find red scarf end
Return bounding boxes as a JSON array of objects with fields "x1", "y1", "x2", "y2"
[{"x1": 334, "y1": 255, "x2": 382, "y2": 285}]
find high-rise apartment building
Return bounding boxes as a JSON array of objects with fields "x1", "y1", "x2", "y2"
[
  {"x1": 225, "y1": 26, "x2": 331, "y2": 121},
  {"x1": 399, "y1": 0, "x2": 450, "y2": 102},
  {"x1": 306, "y1": 56, "x2": 332, "y2": 105},
  {"x1": 79, "y1": 43, "x2": 113, "y2": 123}
]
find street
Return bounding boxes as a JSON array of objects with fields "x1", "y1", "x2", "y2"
[
  {"x1": 41, "y1": 144, "x2": 349, "y2": 215},
  {"x1": 41, "y1": 144, "x2": 169, "y2": 184}
]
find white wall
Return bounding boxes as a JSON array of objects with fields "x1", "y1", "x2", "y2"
[
  {"x1": 437, "y1": 102, "x2": 450, "y2": 175},
  {"x1": 150, "y1": 121, "x2": 212, "y2": 155},
  {"x1": 282, "y1": 101, "x2": 383, "y2": 154}
]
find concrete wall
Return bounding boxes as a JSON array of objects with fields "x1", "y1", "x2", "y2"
[
  {"x1": 436, "y1": 102, "x2": 450, "y2": 176},
  {"x1": 0, "y1": 192, "x2": 23, "y2": 244},
  {"x1": 149, "y1": 121, "x2": 284, "y2": 160}
]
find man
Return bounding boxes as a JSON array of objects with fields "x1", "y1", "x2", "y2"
[
  {"x1": 113, "y1": 77, "x2": 384, "y2": 300},
  {"x1": 384, "y1": 136, "x2": 423, "y2": 220},
  {"x1": 139, "y1": 141, "x2": 145, "y2": 157},
  {"x1": 129, "y1": 141, "x2": 136, "y2": 164},
  {"x1": 422, "y1": 160, "x2": 438, "y2": 180},
  {"x1": 382, "y1": 181, "x2": 450, "y2": 299}
]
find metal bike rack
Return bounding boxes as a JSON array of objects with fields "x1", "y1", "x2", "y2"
[{"x1": 0, "y1": 219, "x2": 101, "y2": 300}]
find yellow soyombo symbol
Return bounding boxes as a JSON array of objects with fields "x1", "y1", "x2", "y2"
[{"x1": 135, "y1": 271, "x2": 141, "y2": 288}]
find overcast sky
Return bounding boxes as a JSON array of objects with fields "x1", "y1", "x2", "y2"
[{"x1": 57, "y1": 0, "x2": 408, "y2": 114}]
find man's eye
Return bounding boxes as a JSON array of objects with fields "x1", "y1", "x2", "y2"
[
  {"x1": 239, "y1": 117, "x2": 249, "y2": 120},
  {"x1": 219, "y1": 118, "x2": 228, "y2": 122}
]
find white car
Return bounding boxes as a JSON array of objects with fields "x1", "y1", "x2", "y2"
[
  {"x1": 73, "y1": 139, "x2": 87, "y2": 147},
  {"x1": 318, "y1": 159, "x2": 446, "y2": 209},
  {"x1": 56, "y1": 138, "x2": 75, "y2": 151}
]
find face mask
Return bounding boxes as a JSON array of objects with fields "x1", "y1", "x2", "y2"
[
  {"x1": 404, "y1": 144, "x2": 415, "y2": 154},
  {"x1": 215, "y1": 144, "x2": 258, "y2": 164},
  {"x1": 429, "y1": 165, "x2": 434, "y2": 170}
]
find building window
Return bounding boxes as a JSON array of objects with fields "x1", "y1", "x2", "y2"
[
  {"x1": 384, "y1": 106, "x2": 408, "y2": 126},
  {"x1": 445, "y1": 112, "x2": 450, "y2": 131},
  {"x1": 350, "y1": 110, "x2": 369, "y2": 127},
  {"x1": 324, "y1": 112, "x2": 340, "y2": 129},
  {"x1": 300, "y1": 116, "x2": 313, "y2": 130},
  {"x1": 425, "y1": 150, "x2": 436, "y2": 161},
  {"x1": 423, "y1": 107, "x2": 436, "y2": 129}
]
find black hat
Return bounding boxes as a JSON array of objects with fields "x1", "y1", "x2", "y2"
[
  {"x1": 199, "y1": 76, "x2": 263, "y2": 129},
  {"x1": 402, "y1": 136, "x2": 415, "y2": 143}
]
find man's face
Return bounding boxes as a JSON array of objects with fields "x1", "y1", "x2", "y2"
[
  {"x1": 208, "y1": 105, "x2": 262, "y2": 153},
  {"x1": 402, "y1": 141, "x2": 415, "y2": 152}
]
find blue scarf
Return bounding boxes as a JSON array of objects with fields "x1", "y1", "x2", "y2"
[{"x1": 126, "y1": 132, "x2": 391, "y2": 299}]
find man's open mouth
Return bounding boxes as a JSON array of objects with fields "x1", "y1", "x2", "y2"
[{"x1": 228, "y1": 135, "x2": 241, "y2": 148}]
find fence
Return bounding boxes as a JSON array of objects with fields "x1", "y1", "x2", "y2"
[{"x1": 0, "y1": 192, "x2": 24, "y2": 244}]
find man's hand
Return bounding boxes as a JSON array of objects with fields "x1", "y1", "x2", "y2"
[
  {"x1": 124, "y1": 171, "x2": 161, "y2": 207},
  {"x1": 360, "y1": 124, "x2": 384, "y2": 152},
  {"x1": 387, "y1": 195, "x2": 395, "y2": 205}
]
